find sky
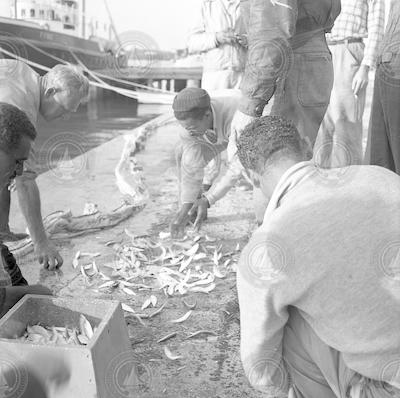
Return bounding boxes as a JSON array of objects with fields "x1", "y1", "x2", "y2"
[{"x1": 106, "y1": 0, "x2": 199, "y2": 51}]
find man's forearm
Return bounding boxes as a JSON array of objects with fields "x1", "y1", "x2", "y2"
[
  {"x1": 239, "y1": 0, "x2": 297, "y2": 116},
  {"x1": 204, "y1": 169, "x2": 242, "y2": 206},
  {"x1": 15, "y1": 179, "x2": 47, "y2": 245}
]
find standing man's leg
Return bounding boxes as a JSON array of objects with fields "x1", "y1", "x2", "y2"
[
  {"x1": 271, "y1": 33, "x2": 334, "y2": 149},
  {"x1": 375, "y1": 61, "x2": 400, "y2": 174},
  {"x1": 315, "y1": 42, "x2": 366, "y2": 168},
  {"x1": 368, "y1": 65, "x2": 396, "y2": 172}
]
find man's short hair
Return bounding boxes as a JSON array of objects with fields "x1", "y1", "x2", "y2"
[
  {"x1": 0, "y1": 102, "x2": 36, "y2": 152},
  {"x1": 46, "y1": 65, "x2": 89, "y2": 98},
  {"x1": 237, "y1": 115, "x2": 305, "y2": 173}
]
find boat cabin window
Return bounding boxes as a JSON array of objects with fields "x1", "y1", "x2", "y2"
[
  {"x1": 30, "y1": 9, "x2": 35, "y2": 18},
  {"x1": 48, "y1": 10, "x2": 55, "y2": 20},
  {"x1": 21, "y1": 9, "x2": 26, "y2": 17},
  {"x1": 39, "y1": 10, "x2": 45, "y2": 18}
]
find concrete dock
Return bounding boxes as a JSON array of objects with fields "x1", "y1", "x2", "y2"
[{"x1": 8, "y1": 116, "x2": 264, "y2": 398}]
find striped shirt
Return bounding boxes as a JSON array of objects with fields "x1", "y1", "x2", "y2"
[{"x1": 327, "y1": 0, "x2": 385, "y2": 68}]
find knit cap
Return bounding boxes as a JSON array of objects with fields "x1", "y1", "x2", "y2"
[{"x1": 172, "y1": 88, "x2": 211, "y2": 112}]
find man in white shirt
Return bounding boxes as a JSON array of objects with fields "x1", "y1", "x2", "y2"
[
  {"x1": 0, "y1": 60, "x2": 89, "y2": 270},
  {"x1": 188, "y1": 0, "x2": 247, "y2": 90}
]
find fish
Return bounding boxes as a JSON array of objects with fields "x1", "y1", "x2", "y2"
[
  {"x1": 141, "y1": 296, "x2": 155, "y2": 310},
  {"x1": 125, "y1": 228, "x2": 136, "y2": 240},
  {"x1": 121, "y1": 303, "x2": 136, "y2": 313},
  {"x1": 164, "y1": 346, "x2": 183, "y2": 360},
  {"x1": 189, "y1": 283, "x2": 216, "y2": 294},
  {"x1": 159, "y1": 232, "x2": 170, "y2": 240},
  {"x1": 192, "y1": 253, "x2": 207, "y2": 261},
  {"x1": 186, "y1": 330, "x2": 217, "y2": 339},
  {"x1": 213, "y1": 265, "x2": 226, "y2": 279},
  {"x1": 170, "y1": 310, "x2": 192, "y2": 324},
  {"x1": 182, "y1": 299, "x2": 197, "y2": 310},
  {"x1": 185, "y1": 243, "x2": 199, "y2": 257},
  {"x1": 157, "y1": 332, "x2": 177, "y2": 343},
  {"x1": 81, "y1": 252, "x2": 101, "y2": 258},
  {"x1": 213, "y1": 250, "x2": 219, "y2": 266},
  {"x1": 179, "y1": 256, "x2": 193, "y2": 273},
  {"x1": 122, "y1": 287, "x2": 136, "y2": 296},
  {"x1": 149, "y1": 301, "x2": 167, "y2": 318},
  {"x1": 98, "y1": 280, "x2": 117, "y2": 289},
  {"x1": 79, "y1": 314, "x2": 94, "y2": 339}
]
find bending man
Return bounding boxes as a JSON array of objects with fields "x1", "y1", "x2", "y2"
[
  {"x1": 236, "y1": 115, "x2": 400, "y2": 397},
  {"x1": 0, "y1": 60, "x2": 89, "y2": 269}
]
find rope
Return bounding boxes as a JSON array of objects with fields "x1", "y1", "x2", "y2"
[
  {"x1": 16, "y1": 37, "x2": 173, "y2": 94},
  {"x1": 0, "y1": 45, "x2": 174, "y2": 102}
]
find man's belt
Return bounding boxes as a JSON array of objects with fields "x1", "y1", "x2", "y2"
[{"x1": 327, "y1": 38, "x2": 363, "y2": 46}]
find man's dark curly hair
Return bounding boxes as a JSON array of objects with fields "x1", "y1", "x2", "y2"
[
  {"x1": 0, "y1": 102, "x2": 36, "y2": 152},
  {"x1": 237, "y1": 115, "x2": 305, "y2": 173}
]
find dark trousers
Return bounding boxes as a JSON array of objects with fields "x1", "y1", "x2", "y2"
[
  {"x1": 367, "y1": 61, "x2": 400, "y2": 174},
  {"x1": 0, "y1": 244, "x2": 28, "y2": 286}
]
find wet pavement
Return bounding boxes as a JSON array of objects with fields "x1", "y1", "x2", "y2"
[{"x1": 9, "y1": 116, "x2": 265, "y2": 397}]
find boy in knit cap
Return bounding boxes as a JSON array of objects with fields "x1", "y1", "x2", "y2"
[{"x1": 170, "y1": 87, "x2": 243, "y2": 238}]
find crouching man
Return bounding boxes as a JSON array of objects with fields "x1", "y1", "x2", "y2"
[
  {"x1": 170, "y1": 87, "x2": 243, "y2": 238},
  {"x1": 236, "y1": 116, "x2": 400, "y2": 397},
  {"x1": 0, "y1": 103, "x2": 52, "y2": 316}
]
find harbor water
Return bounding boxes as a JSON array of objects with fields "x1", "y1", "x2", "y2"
[{"x1": 34, "y1": 92, "x2": 170, "y2": 175}]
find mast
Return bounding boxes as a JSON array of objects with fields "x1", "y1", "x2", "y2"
[
  {"x1": 14, "y1": 0, "x2": 17, "y2": 19},
  {"x1": 81, "y1": 0, "x2": 86, "y2": 38},
  {"x1": 103, "y1": 0, "x2": 121, "y2": 46}
]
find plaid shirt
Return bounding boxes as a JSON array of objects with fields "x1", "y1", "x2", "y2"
[{"x1": 327, "y1": 0, "x2": 385, "y2": 68}]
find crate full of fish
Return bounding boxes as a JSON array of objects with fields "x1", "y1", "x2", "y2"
[{"x1": 0, "y1": 295, "x2": 131, "y2": 398}]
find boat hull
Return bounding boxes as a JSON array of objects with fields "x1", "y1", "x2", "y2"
[{"x1": 0, "y1": 18, "x2": 124, "y2": 72}]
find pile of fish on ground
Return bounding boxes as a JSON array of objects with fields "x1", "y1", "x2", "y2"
[
  {"x1": 17, "y1": 314, "x2": 95, "y2": 346},
  {"x1": 72, "y1": 231, "x2": 239, "y2": 320}
]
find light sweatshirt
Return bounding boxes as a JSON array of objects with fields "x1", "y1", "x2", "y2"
[{"x1": 238, "y1": 161, "x2": 400, "y2": 395}]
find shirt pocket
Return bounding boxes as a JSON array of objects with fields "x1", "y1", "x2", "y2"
[{"x1": 297, "y1": 52, "x2": 333, "y2": 108}]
